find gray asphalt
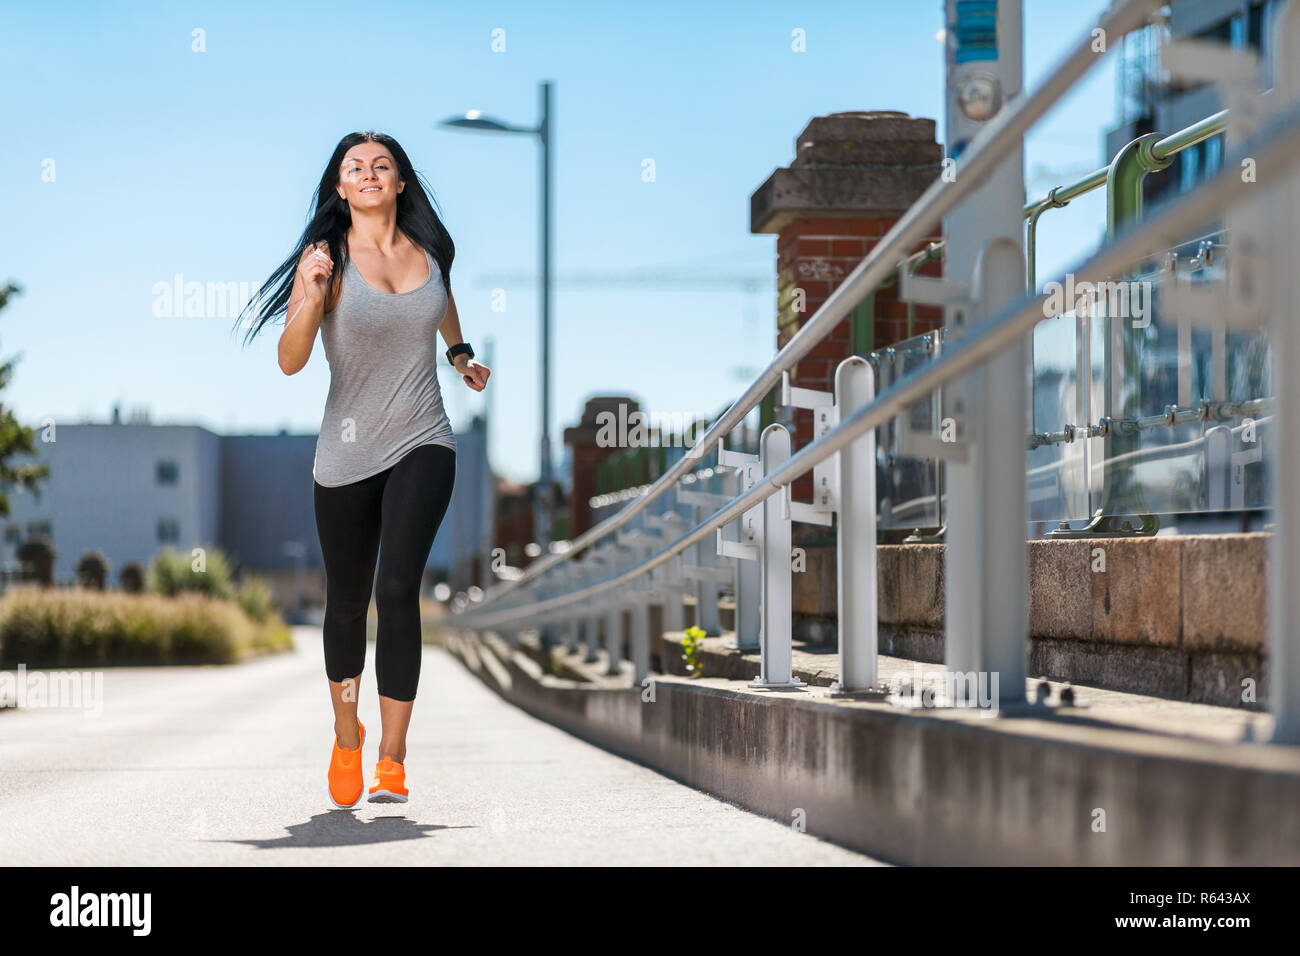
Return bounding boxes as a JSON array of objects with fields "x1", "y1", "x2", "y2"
[{"x1": 0, "y1": 627, "x2": 882, "y2": 865}]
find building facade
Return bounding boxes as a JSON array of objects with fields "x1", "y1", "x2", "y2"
[{"x1": 3, "y1": 410, "x2": 494, "y2": 614}]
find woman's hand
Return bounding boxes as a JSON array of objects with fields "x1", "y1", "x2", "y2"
[
  {"x1": 454, "y1": 355, "x2": 490, "y2": 391},
  {"x1": 295, "y1": 241, "x2": 333, "y2": 304}
]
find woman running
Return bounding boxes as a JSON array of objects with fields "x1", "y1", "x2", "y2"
[{"x1": 238, "y1": 130, "x2": 490, "y2": 808}]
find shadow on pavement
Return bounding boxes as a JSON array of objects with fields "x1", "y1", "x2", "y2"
[{"x1": 215, "y1": 812, "x2": 475, "y2": 850}]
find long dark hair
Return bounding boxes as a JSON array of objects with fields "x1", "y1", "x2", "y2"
[{"x1": 236, "y1": 131, "x2": 455, "y2": 347}]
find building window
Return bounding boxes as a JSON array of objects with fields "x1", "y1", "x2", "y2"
[
  {"x1": 1204, "y1": 134, "x2": 1223, "y2": 178},
  {"x1": 1179, "y1": 143, "x2": 1201, "y2": 193},
  {"x1": 1230, "y1": 12, "x2": 1245, "y2": 49},
  {"x1": 4, "y1": 525, "x2": 19, "y2": 544},
  {"x1": 26, "y1": 521, "x2": 51, "y2": 540},
  {"x1": 1248, "y1": 1, "x2": 1267, "y2": 50},
  {"x1": 157, "y1": 518, "x2": 180, "y2": 543},
  {"x1": 156, "y1": 460, "x2": 179, "y2": 485}
]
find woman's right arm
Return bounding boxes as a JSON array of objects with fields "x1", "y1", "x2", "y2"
[{"x1": 278, "y1": 242, "x2": 334, "y2": 375}]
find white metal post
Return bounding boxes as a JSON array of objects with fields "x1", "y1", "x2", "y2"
[
  {"x1": 584, "y1": 609, "x2": 600, "y2": 663},
  {"x1": 617, "y1": 528, "x2": 660, "y2": 687},
  {"x1": 751, "y1": 423, "x2": 804, "y2": 689},
  {"x1": 645, "y1": 510, "x2": 689, "y2": 634},
  {"x1": 604, "y1": 601, "x2": 623, "y2": 676},
  {"x1": 1158, "y1": 3, "x2": 1294, "y2": 738},
  {"x1": 553, "y1": 562, "x2": 580, "y2": 655},
  {"x1": 941, "y1": 0, "x2": 1027, "y2": 706},
  {"x1": 716, "y1": 438, "x2": 763, "y2": 651},
  {"x1": 600, "y1": 541, "x2": 627, "y2": 676},
  {"x1": 829, "y1": 356, "x2": 884, "y2": 696},
  {"x1": 582, "y1": 547, "x2": 611, "y2": 664},
  {"x1": 972, "y1": 238, "x2": 1030, "y2": 699},
  {"x1": 568, "y1": 616, "x2": 581, "y2": 656},
  {"x1": 661, "y1": 554, "x2": 686, "y2": 633},
  {"x1": 631, "y1": 594, "x2": 651, "y2": 687},
  {"x1": 731, "y1": 459, "x2": 762, "y2": 651},
  {"x1": 690, "y1": 499, "x2": 722, "y2": 635},
  {"x1": 681, "y1": 486, "x2": 740, "y2": 640},
  {"x1": 1269, "y1": 0, "x2": 1300, "y2": 743},
  {"x1": 776, "y1": 359, "x2": 884, "y2": 697}
]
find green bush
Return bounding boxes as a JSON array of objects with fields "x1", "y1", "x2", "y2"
[
  {"x1": 119, "y1": 563, "x2": 145, "y2": 594},
  {"x1": 236, "y1": 574, "x2": 277, "y2": 623},
  {"x1": 149, "y1": 546, "x2": 234, "y2": 600},
  {"x1": 0, "y1": 585, "x2": 293, "y2": 668},
  {"x1": 103, "y1": 595, "x2": 167, "y2": 664},
  {"x1": 75, "y1": 550, "x2": 110, "y2": 590}
]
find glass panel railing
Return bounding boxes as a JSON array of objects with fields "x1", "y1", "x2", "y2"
[
  {"x1": 1029, "y1": 304, "x2": 1091, "y2": 527},
  {"x1": 873, "y1": 330, "x2": 943, "y2": 534},
  {"x1": 867, "y1": 230, "x2": 1272, "y2": 537},
  {"x1": 1045, "y1": 233, "x2": 1272, "y2": 530}
]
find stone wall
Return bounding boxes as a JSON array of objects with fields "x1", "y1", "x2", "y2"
[{"x1": 793, "y1": 533, "x2": 1270, "y2": 708}]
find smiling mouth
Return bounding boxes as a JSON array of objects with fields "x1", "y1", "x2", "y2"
[{"x1": 360, "y1": 186, "x2": 380, "y2": 193}]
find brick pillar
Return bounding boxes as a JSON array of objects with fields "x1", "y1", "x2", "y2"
[
  {"x1": 750, "y1": 110, "x2": 944, "y2": 504},
  {"x1": 749, "y1": 110, "x2": 943, "y2": 645},
  {"x1": 563, "y1": 395, "x2": 641, "y2": 539}
]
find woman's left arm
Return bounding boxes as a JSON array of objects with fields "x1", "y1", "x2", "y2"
[{"x1": 440, "y1": 287, "x2": 491, "y2": 392}]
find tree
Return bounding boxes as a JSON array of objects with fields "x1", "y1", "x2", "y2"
[
  {"x1": 119, "y1": 562, "x2": 145, "y2": 594},
  {"x1": 17, "y1": 535, "x2": 54, "y2": 587},
  {"x1": 76, "y1": 549, "x2": 110, "y2": 590},
  {"x1": 0, "y1": 283, "x2": 50, "y2": 517}
]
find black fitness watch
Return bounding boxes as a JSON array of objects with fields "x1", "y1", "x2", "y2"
[{"x1": 446, "y1": 342, "x2": 474, "y2": 366}]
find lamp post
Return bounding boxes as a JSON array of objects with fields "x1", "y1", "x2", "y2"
[{"x1": 439, "y1": 80, "x2": 554, "y2": 556}]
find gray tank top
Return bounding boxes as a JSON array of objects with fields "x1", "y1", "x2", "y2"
[{"x1": 312, "y1": 244, "x2": 457, "y2": 487}]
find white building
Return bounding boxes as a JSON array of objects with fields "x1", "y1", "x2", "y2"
[{"x1": 3, "y1": 407, "x2": 494, "y2": 615}]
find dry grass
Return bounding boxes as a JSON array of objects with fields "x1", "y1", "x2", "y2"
[{"x1": 0, "y1": 585, "x2": 293, "y2": 667}]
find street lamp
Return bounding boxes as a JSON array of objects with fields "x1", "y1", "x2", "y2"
[{"x1": 438, "y1": 82, "x2": 555, "y2": 556}]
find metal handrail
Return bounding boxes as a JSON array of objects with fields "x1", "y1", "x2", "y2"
[
  {"x1": 1023, "y1": 109, "x2": 1229, "y2": 287},
  {"x1": 464, "y1": 0, "x2": 1167, "y2": 612},
  {"x1": 455, "y1": 96, "x2": 1300, "y2": 628},
  {"x1": 1022, "y1": 110, "x2": 1228, "y2": 222},
  {"x1": 905, "y1": 109, "x2": 1231, "y2": 290},
  {"x1": 1152, "y1": 108, "x2": 1231, "y2": 162}
]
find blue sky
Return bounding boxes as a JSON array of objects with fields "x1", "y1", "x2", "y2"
[{"x1": 1, "y1": 0, "x2": 1117, "y2": 483}]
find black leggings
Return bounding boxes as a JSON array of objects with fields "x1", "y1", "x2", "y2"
[{"x1": 313, "y1": 442, "x2": 456, "y2": 702}]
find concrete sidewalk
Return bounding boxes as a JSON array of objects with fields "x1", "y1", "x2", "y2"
[{"x1": 0, "y1": 627, "x2": 881, "y2": 866}]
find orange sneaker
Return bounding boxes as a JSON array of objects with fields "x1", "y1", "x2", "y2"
[
  {"x1": 367, "y1": 756, "x2": 408, "y2": 803},
  {"x1": 328, "y1": 720, "x2": 365, "y2": 809}
]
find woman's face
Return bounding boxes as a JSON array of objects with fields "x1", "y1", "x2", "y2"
[{"x1": 336, "y1": 142, "x2": 403, "y2": 210}]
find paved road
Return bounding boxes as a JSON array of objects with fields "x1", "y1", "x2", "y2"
[{"x1": 0, "y1": 627, "x2": 881, "y2": 865}]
